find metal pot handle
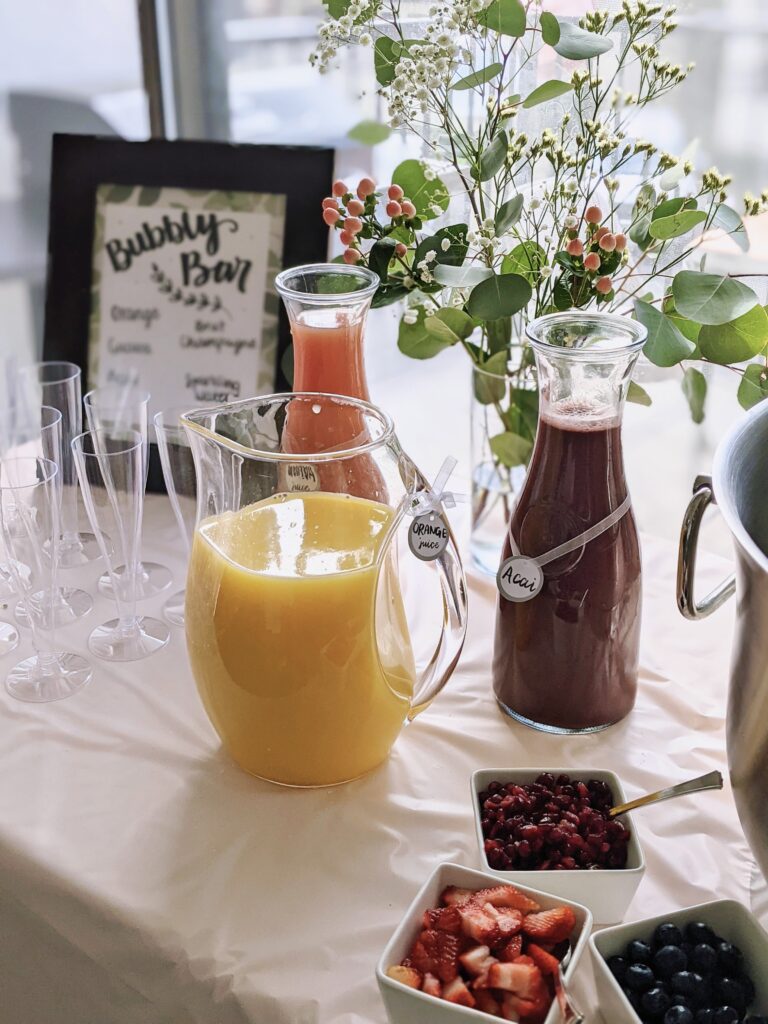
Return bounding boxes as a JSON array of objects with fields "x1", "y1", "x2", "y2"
[{"x1": 677, "y1": 474, "x2": 736, "y2": 619}]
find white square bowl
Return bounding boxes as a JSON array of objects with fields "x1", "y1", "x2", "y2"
[
  {"x1": 590, "y1": 899, "x2": 768, "y2": 1023},
  {"x1": 471, "y1": 769, "x2": 646, "y2": 924},
  {"x1": 376, "y1": 861, "x2": 593, "y2": 1024}
]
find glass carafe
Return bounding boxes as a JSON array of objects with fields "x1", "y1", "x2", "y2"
[
  {"x1": 182, "y1": 393, "x2": 467, "y2": 786},
  {"x1": 493, "y1": 312, "x2": 646, "y2": 734},
  {"x1": 275, "y1": 263, "x2": 378, "y2": 400}
]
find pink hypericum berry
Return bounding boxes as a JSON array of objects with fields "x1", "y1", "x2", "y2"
[
  {"x1": 346, "y1": 198, "x2": 365, "y2": 216},
  {"x1": 344, "y1": 216, "x2": 363, "y2": 235},
  {"x1": 343, "y1": 247, "x2": 362, "y2": 264},
  {"x1": 322, "y1": 197, "x2": 339, "y2": 210},
  {"x1": 339, "y1": 228, "x2": 354, "y2": 246},
  {"x1": 566, "y1": 238, "x2": 584, "y2": 257},
  {"x1": 388, "y1": 184, "x2": 404, "y2": 201},
  {"x1": 584, "y1": 252, "x2": 601, "y2": 272},
  {"x1": 585, "y1": 206, "x2": 603, "y2": 224},
  {"x1": 322, "y1": 207, "x2": 341, "y2": 226},
  {"x1": 332, "y1": 180, "x2": 348, "y2": 198},
  {"x1": 595, "y1": 276, "x2": 613, "y2": 294},
  {"x1": 357, "y1": 177, "x2": 376, "y2": 199},
  {"x1": 386, "y1": 200, "x2": 403, "y2": 218},
  {"x1": 599, "y1": 233, "x2": 617, "y2": 252},
  {"x1": 395, "y1": 242, "x2": 408, "y2": 257},
  {"x1": 614, "y1": 233, "x2": 628, "y2": 251},
  {"x1": 594, "y1": 225, "x2": 610, "y2": 241},
  {"x1": 401, "y1": 199, "x2": 417, "y2": 218}
]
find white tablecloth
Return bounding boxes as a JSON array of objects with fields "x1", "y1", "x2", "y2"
[{"x1": 0, "y1": 491, "x2": 763, "y2": 1024}]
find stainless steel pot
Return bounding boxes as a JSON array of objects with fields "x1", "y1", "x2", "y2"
[{"x1": 678, "y1": 398, "x2": 768, "y2": 880}]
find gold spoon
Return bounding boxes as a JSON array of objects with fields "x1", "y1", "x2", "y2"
[{"x1": 608, "y1": 770, "x2": 723, "y2": 818}]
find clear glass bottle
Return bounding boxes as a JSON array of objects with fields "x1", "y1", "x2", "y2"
[{"x1": 493, "y1": 312, "x2": 646, "y2": 733}]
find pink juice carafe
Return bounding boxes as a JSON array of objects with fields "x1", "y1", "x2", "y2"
[{"x1": 493, "y1": 312, "x2": 646, "y2": 733}]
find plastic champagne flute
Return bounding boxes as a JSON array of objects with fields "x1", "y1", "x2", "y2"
[
  {"x1": 0, "y1": 457, "x2": 92, "y2": 701},
  {"x1": 16, "y1": 362, "x2": 101, "y2": 567},
  {"x1": 84, "y1": 386, "x2": 173, "y2": 599},
  {"x1": 72, "y1": 430, "x2": 170, "y2": 661},
  {"x1": 153, "y1": 408, "x2": 198, "y2": 627}
]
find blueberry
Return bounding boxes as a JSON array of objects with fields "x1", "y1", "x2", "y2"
[
  {"x1": 608, "y1": 954, "x2": 629, "y2": 983},
  {"x1": 627, "y1": 990, "x2": 645, "y2": 1015},
  {"x1": 655, "y1": 923, "x2": 685, "y2": 948},
  {"x1": 695, "y1": 1012, "x2": 715, "y2": 1024},
  {"x1": 665, "y1": 1008, "x2": 695, "y2": 1024},
  {"x1": 712, "y1": 1010, "x2": 740, "y2": 1024},
  {"x1": 715, "y1": 977, "x2": 748, "y2": 1013},
  {"x1": 642, "y1": 986, "x2": 673, "y2": 1018},
  {"x1": 740, "y1": 974, "x2": 756, "y2": 1003},
  {"x1": 628, "y1": 939, "x2": 654, "y2": 965},
  {"x1": 716, "y1": 942, "x2": 744, "y2": 975},
  {"x1": 655, "y1": 945, "x2": 689, "y2": 978},
  {"x1": 626, "y1": 963, "x2": 656, "y2": 993},
  {"x1": 690, "y1": 944, "x2": 718, "y2": 974},
  {"x1": 686, "y1": 922, "x2": 717, "y2": 946},
  {"x1": 671, "y1": 972, "x2": 706, "y2": 1002}
]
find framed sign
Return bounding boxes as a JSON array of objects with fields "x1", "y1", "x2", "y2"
[{"x1": 43, "y1": 134, "x2": 334, "y2": 487}]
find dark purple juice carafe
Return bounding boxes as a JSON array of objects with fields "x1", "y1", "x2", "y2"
[{"x1": 492, "y1": 313, "x2": 646, "y2": 733}]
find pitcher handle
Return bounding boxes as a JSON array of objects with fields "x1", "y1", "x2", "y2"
[
  {"x1": 677, "y1": 474, "x2": 736, "y2": 620},
  {"x1": 408, "y1": 517, "x2": 468, "y2": 720}
]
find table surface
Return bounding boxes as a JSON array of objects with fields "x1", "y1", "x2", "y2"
[{"x1": 0, "y1": 481, "x2": 764, "y2": 1024}]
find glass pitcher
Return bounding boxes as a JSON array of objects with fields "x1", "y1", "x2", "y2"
[
  {"x1": 181, "y1": 393, "x2": 468, "y2": 787},
  {"x1": 493, "y1": 312, "x2": 646, "y2": 734}
]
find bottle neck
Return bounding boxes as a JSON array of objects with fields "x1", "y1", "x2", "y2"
[
  {"x1": 534, "y1": 347, "x2": 638, "y2": 430},
  {"x1": 290, "y1": 306, "x2": 371, "y2": 402}
]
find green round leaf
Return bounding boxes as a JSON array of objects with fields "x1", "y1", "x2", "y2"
[
  {"x1": 634, "y1": 299, "x2": 696, "y2": 367},
  {"x1": 627, "y1": 380, "x2": 652, "y2": 407},
  {"x1": 489, "y1": 430, "x2": 532, "y2": 468},
  {"x1": 452, "y1": 63, "x2": 503, "y2": 91},
  {"x1": 672, "y1": 271, "x2": 759, "y2": 326},
  {"x1": 651, "y1": 197, "x2": 697, "y2": 222},
  {"x1": 698, "y1": 304, "x2": 768, "y2": 364},
  {"x1": 553, "y1": 20, "x2": 613, "y2": 59},
  {"x1": 367, "y1": 237, "x2": 397, "y2": 283},
  {"x1": 737, "y1": 363, "x2": 768, "y2": 409},
  {"x1": 347, "y1": 120, "x2": 391, "y2": 145},
  {"x1": 374, "y1": 37, "x2": 414, "y2": 86},
  {"x1": 540, "y1": 11, "x2": 560, "y2": 45},
  {"x1": 397, "y1": 307, "x2": 452, "y2": 359},
  {"x1": 474, "y1": 352, "x2": 509, "y2": 405},
  {"x1": 391, "y1": 159, "x2": 449, "y2": 221},
  {"x1": 476, "y1": 130, "x2": 508, "y2": 182},
  {"x1": 324, "y1": 0, "x2": 351, "y2": 16},
  {"x1": 424, "y1": 307, "x2": 475, "y2": 345},
  {"x1": 414, "y1": 225, "x2": 468, "y2": 271},
  {"x1": 466, "y1": 273, "x2": 532, "y2": 321},
  {"x1": 495, "y1": 194, "x2": 524, "y2": 235},
  {"x1": 486, "y1": 316, "x2": 512, "y2": 354},
  {"x1": 648, "y1": 209, "x2": 707, "y2": 241},
  {"x1": 682, "y1": 367, "x2": 707, "y2": 424},
  {"x1": 432, "y1": 263, "x2": 494, "y2": 288},
  {"x1": 712, "y1": 204, "x2": 749, "y2": 254},
  {"x1": 502, "y1": 242, "x2": 547, "y2": 284},
  {"x1": 522, "y1": 79, "x2": 573, "y2": 109},
  {"x1": 477, "y1": 0, "x2": 526, "y2": 37}
]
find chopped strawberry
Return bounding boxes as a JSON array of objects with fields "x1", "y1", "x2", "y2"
[
  {"x1": 500, "y1": 993, "x2": 522, "y2": 1022},
  {"x1": 458, "y1": 902, "x2": 500, "y2": 945},
  {"x1": 499, "y1": 935, "x2": 524, "y2": 961},
  {"x1": 522, "y1": 906, "x2": 576, "y2": 945},
  {"x1": 409, "y1": 928, "x2": 460, "y2": 983},
  {"x1": 504, "y1": 989, "x2": 550, "y2": 1024},
  {"x1": 386, "y1": 965, "x2": 421, "y2": 989},
  {"x1": 424, "y1": 905, "x2": 462, "y2": 934},
  {"x1": 422, "y1": 972, "x2": 441, "y2": 997},
  {"x1": 441, "y1": 976, "x2": 476, "y2": 1007},
  {"x1": 476, "y1": 990, "x2": 503, "y2": 1016},
  {"x1": 459, "y1": 944, "x2": 497, "y2": 977},
  {"x1": 525, "y1": 942, "x2": 562, "y2": 977},
  {"x1": 483, "y1": 902, "x2": 523, "y2": 939},
  {"x1": 486, "y1": 962, "x2": 543, "y2": 999},
  {"x1": 512, "y1": 954, "x2": 535, "y2": 967},
  {"x1": 441, "y1": 885, "x2": 475, "y2": 907},
  {"x1": 473, "y1": 885, "x2": 541, "y2": 913}
]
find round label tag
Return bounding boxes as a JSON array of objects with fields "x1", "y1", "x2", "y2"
[
  {"x1": 280, "y1": 463, "x2": 320, "y2": 493},
  {"x1": 497, "y1": 555, "x2": 544, "y2": 603},
  {"x1": 408, "y1": 513, "x2": 449, "y2": 561}
]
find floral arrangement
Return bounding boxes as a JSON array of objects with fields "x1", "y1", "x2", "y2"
[{"x1": 312, "y1": 0, "x2": 768, "y2": 460}]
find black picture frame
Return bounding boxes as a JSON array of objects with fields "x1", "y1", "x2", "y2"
[{"x1": 43, "y1": 133, "x2": 334, "y2": 490}]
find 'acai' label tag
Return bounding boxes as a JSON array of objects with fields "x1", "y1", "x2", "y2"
[
  {"x1": 408, "y1": 513, "x2": 449, "y2": 561},
  {"x1": 280, "y1": 463, "x2": 320, "y2": 493},
  {"x1": 497, "y1": 555, "x2": 544, "y2": 602}
]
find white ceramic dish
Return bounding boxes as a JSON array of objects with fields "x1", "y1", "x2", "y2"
[
  {"x1": 376, "y1": 861, "x2": 593, "y2": 1024},
  {"x1": 471, "y1": 768, "x2": 645, "y2": 924},
  {"x1": 590, "y1": 899, "x2": 768, "y2": 1023}
]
